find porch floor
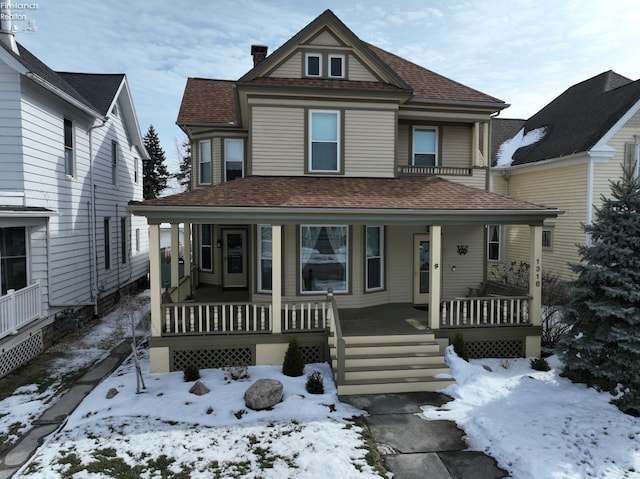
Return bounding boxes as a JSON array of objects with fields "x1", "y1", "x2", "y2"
[
  {"x1": 190, "y1": 284, "x2": 251, "y2": 303},
  {"x1": 340, "y1": 304, "x2": 430, "y2": 336}
]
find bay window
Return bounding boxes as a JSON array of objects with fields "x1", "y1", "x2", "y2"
[
  {"x1": 199, "y1": 140, "x2": 211, "y2": 185},
  {"x1": 300, "y1": 225, "x2": 348, "y2": 293},
  {"x1": 224, "y1": 138, "x2": 244, "y2": 182}
]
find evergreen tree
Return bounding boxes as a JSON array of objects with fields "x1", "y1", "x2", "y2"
[
  {"x1": 174, "y1": 137, "x2": 192, "y2": 192},
  {"x1": 143, "y1": 125, "x2": 170, "y2": 199},
  {"x1": 557, "y1": 164, "x2": 640, "y2": 415}
]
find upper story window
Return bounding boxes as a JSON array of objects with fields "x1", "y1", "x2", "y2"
[
  {"x1": 111, "y1": 141, "x2": 118, "y2": 185},
  {"x1": 309, "y1": 110, "x2": 340, "y2": 173},
  {"x1": 199, "y1": 139, "x2": 212, "y2": 185},
  {"x1": 305, "y1": 53, "x2": 322, "y2": 77},
  {"x1": 64, "y1": 118, "x2": 74, "y2": 176},
  {"x1": 413, "y1": 127, "x2": 438, "y2": 166},
  {"x1": 329, "y1": 54, "x2": 345, "y2": 78},
  {"x1": 224, "y1": 138, "x2": 244, "y2": 182}
]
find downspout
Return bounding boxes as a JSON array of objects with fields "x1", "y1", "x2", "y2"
[{"x1": 89, "y1": 118, "x2": 109, "y2": 316}]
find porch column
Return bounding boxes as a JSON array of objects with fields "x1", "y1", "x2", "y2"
[
  {"x1": 529, "y1": 225, "x2": 543, "y2": 327},
  {"x1": 429, "y1": 225, "x2": 442, "y2": 330},
  {"x1": 183, "y1": 222, "x2": 191, "y2": 275},
  {"x1": 170, "y1": 223, "x2": 180, "y2": 291},
  {"x1": 149, "y1": 224, "x2": 162, "y2": 337},
  {"x1": 271, "y1": 224, "x2": 282, "y2": 334}
]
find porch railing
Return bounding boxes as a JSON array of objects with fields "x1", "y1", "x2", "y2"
[
  {"x1": 397, "y1": 165, "x2": 473, "y2": 176},
  {"x1": 440, "y1": 296, "x2": 531, "y2": 328},
  {"x1": 161, "y1": 299, "x2": 331, "y2": 335},
  {"x1": 326, "y1": 291, "x2": 345, "y2": 385},
  {"x1": 0, "y1": 282, "x2": 42, "y2": 340}
]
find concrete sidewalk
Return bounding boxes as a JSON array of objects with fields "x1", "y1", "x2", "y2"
[
  {"x1": 0, "y1": 341, "x2": 134, "y2": 479},
  {"x1": 342, "y1": 392, "x2": 507, "y2": 479}
]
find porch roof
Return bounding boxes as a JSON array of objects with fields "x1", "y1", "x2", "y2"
[{"x1": 131, "y1": 176, "x2": 562, "y2": 224}]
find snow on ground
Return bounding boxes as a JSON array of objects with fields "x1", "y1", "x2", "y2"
[
  {"x1": 16, "y1": 349, "x2": 376, "y2": 479},
  {"x1": 496, "y1": 126, "x2": 547, "y2": 167},
  {"x1": 0, "y1": 292, "x2": 150, "y2": 450},
  {"x1": 424, "y1": 347, "x2": 640, "y2": 479}
]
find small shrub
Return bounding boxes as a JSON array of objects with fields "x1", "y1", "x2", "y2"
[
  {"x1": 305, "y1": 371, "x2": 324, "y2": 394},
  {"x1": 450, "y1": 332, "x2": 469, "y2": 361},
  {"x1": 183, "y1": 364, "x2": 200, "y2": 382},
  {"x1": 530, "y1": 357, "x2": 551, "y2": 371},
  {"x1": 282, "y1": 337, "x2": 305, "y2": 377}
]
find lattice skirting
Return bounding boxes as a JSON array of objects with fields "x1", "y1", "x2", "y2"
[
  {"x1": 172, "y1": 344, "x2": 325, "y2": 372},
  {"x1": 467, "y1": 338, "x2": 524, "y2": 359},
  {"x1": 0, "y1": 331, "x2": 44, "y2": 377}
]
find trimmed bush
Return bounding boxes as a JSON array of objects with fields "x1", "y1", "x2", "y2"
[
  {"x1": 450, "y1": 332, "x2": 469, "y2": 361},
  {"x1": 183, "y1": 364, "x2": 200, "y2": 382},
  {"x1": 306, "y1": 371, "x2": 324, "y2": 394},
  {"x1": 282, "y1": 337, "x2": 305, "y2": 377},
  {"x1": 530, "y1": 357, "x2": 551, "y2": 372}
]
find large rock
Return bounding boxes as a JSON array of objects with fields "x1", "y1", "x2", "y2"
[
  {"x1": 244, "y1": 379, "x2": 283, "y2": 411},
  {"x1": 189, "y1": 380, "x2": 210, "y2": 396}
]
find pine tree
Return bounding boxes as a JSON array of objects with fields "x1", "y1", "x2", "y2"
[
  {"x1": 174, "y1": 137, "x2": 192, "y2": 192},
  {"x1": 557, "y1": 164, "x2": 640, "y2": 415},
  {"x1": 143, "y1": 125, "x2": 170, "y2": 199}
]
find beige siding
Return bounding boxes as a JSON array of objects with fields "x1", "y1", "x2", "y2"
[
  {"x1": 348, "y1": 54, "x2": 378, "y2": 82},
  {"x1": 441, "y1": 225, "x2": 485, "y2": 298},
  {"x1": 442, "y1": 126, "x2": 472, "y2": 168},
  {"x1": 397, "y1": 124, "x2": 410, "y2": 166},
  {"x1": 386, "y1": 226, "x2": 420, "y2": 303},
  {"x1": 309, "y1": 30, "x2": 341, "y2": 46},
  {"x1": 270, "y1": 52, "x2": 302, "y2": 78},
  {"x1": 344, "y1": 109, "x2": 395, "y2": 177},
  {"x1": 505, "y1": 162, "x2": 589, "y2": 280},
  {"x1": 251, "y1": 106, "x2": 305, "y2": 176}
]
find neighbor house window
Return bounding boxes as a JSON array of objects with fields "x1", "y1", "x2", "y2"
[
  {"x1": 542, "y1": 228, "x2": 553, "y2": 250},
  {"x1": 135, "y1": 228, "x2": 140, "y2": 253},
  {"x1": 257, "y1": 225, "x2": 272, "y2": 292},
  {"x1": 64, "y1": 118, "x2": 74, "y2": 176},
  {"x1": 200, "y1": 224, "x2": 213, "y2": 271},
  {"x1": 487, "y1": 224, "x2": 500, "y2": 261},
  {"x1": 199, "y1": 140, "x2": 212, "y2": 185},
  {"x1": 0, "y1": 227, "x2": 27, "y2": 295},
  {"x1": 305, "y1": 53, "x2": 321, "y2": 77},
  {"x1": 111, "y1": 141, "x2": 118, "y2": 185},
  {"x1": 412, "y1": 127, "x2": 438, "y2": 166},
  {"x1": 309, "y1": 110, "x2": 340, "y2": 172},
  {"x1": 134, "y1": 157, "x2": 139, "y2": 183},
  {"x1": 366, "y1": 226, "x2": 384, "y2": 291},
  {"x1": 328, "y1": 54, "x2": 345, "y2": 78},
  {"x1": 104, "y1": 218, "x2": 111, "y2": 270},
  {"x1": 120, "y1": 217, "x2": 127, "y2": 264},
  {"x1": 300, "y1": 225, "x2": 348, "y2": 293},
  {"x1": 224, "y1": 138, "x2": 244, "y2": 182}
]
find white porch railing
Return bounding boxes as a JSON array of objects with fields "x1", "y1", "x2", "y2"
[
  {"x1": 397, "y1": 165, "x2": 473, "y2": 176},
  {"x1": 160, "y1": 300, "x2": 330, "y2": 335},
  {"x1": 441, "y1": 296, "x2": 531, "y2": 328},
  {"x1": 0, "y1": 282, "x2": 42, "y2": 340}
]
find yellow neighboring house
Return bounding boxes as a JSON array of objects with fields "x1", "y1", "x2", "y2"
[{"x1": 491, "y1": 71, "x2": 640, "y2": 281}]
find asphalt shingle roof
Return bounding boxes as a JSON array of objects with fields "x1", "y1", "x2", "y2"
[{"x1": 57, "y1": 73, "x2": 124, "y2": 116}]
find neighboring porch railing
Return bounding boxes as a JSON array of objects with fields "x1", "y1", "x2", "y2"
[
  {"x1": 161, "y1": 299, "x2": 331, "y2": 335},
  {"x1": 0, "y1": 282, "x2": 42, "y2": 340},
  {"x1": 440, "y1": 296, "x2": 531, "y2": 328},
  {"x1": 397, "y1": 165, "x2": 473, "y2": 176}
]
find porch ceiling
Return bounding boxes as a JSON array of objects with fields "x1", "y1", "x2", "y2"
[{"x1": 131, "y1": 176, "x2": 562, "y2": 225}]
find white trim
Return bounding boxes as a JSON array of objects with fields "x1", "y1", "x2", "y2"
[
  {"x1": 328, "y1": 54, "x2": 345, "y2": 79},
  {"x1": 586, "y1": 155, "x2": 611, "y2": 245},
  {"x1": 308, "y1": 110, "x2": 341, "y2": 173},
  {"x1": 305, "y1": 52, "x2": 322, "y2": 77}
]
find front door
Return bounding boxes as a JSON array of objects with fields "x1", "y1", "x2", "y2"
[
  {"x1": 223, "y1": 229, "x2": 247, "y2": 288},
  {"x1": 413, "y1": 234, "x2": 430, "y2": 304}
]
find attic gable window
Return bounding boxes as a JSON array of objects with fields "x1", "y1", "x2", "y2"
[
  {"x1": 305, "y1": 53, "x2": 322, "y2": 77},
  {"x1": 329, "y1": 54, "x2": 345, "y2": 78}
]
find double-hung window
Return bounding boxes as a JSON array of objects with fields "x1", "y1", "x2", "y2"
[
  {"x1": 413, "y1": 127, "x2": 438, "y2": 166},
  {"x1": 487, "y1": 224, "x2": 500, "y2": 261},
  {"x1": 104, "y1": 218, "x2": 111, "y2": 270},
  {"x1": 305, "y1": 53, "x2": 321, "y2": 77},
  {"x1": 200, "y1": 224, "x2": 213, "y2": 271},
  {"x1": 257, "y1": 225, "x2": 272, "y2": 292},
  {"x1": 64, "y1": 118, "x2": 74, "y2": 176},
  {"x1": 300, "y1": 225, "x2": 348, "y2": 293},
  {"x1": 309, "y1": 110, "x2": 340, "y2": 173},
  {"x1": 111, "y1": 141, "x2": 118, "y2": 185},
  {"x1": 0, "y1": 227, "x2": 27, "y2": 295},
  {"x1": 328, "y1": 54, "x2": 345, "y2": 78},
  {"x1": 366, "y1": 226, "x2": 384, "y2": 291},
  {"x1": 120, "y1": 217, "x2": 127, "y2": 264},
  {"x1": 224, "y1": 138, "x2": 244, "y2": 182},
  {"x1": 199, "y1": 140, "x2": 212, "y2": 185}
]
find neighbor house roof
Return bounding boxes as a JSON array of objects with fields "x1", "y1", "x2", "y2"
[
  {"x1": 134, "y1": 176, "x2": 560, "y2": 224},
  {"x1": 491, "y1": 118, "x2": 526, "y2": 166},
  {"x1": 177, "y1": 10, "x2": 506, "y2": 126},
  {"x1": 499, "y1": 71, "x2": 640, "y2": 166}
]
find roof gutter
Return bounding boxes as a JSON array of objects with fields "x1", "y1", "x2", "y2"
[{"x1": 26, "y1": 72, "x2": 104, "y2": 120}]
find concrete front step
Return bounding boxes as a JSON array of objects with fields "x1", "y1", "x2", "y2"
[
  {"x1": 339, "y1": 342, "x2": 442, "y2": 356},
  {"x1": 341, "y1": 333, "x2": 437, "y2": 344},
  {"x1": 337, "y1": 377, "x2": 455, "y2": 395},
  {"x1": 343, "y1": 363, "x2": 450, "y2": 381},
  {"x1": 331, "y1": 351, "x2": 446, "y2": 368}
]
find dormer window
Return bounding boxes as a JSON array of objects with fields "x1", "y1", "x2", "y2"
[
  {"x1": 329, "y1": 54, "x2": 345, "y2": 78},
  {"x1": 305, "y1": 53, "x2": 322, "y2": 77}
]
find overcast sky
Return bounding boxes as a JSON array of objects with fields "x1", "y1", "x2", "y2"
[{"x1": 13, "y1": 0, "x2": 640, "y2": 177}]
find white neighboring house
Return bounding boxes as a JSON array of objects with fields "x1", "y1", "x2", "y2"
[{"x1": 0, "y1": 25, "x2": 149, "y2": 376}]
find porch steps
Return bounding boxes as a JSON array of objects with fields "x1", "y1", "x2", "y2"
[{"x1": 330, "y1": 333, "x2": 454, "y2": 395}]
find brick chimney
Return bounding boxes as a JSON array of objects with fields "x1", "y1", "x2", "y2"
[{"x1": 251, "y1": 45, "x2": 268, "y2": 67}]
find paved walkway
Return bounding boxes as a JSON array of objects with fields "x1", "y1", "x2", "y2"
[
  {"x1": 342, "y1": 392, "x2": 507, "y2": 479},
  {"x1": 0, "y1": 341, "x2": 134, "y2": 479}
]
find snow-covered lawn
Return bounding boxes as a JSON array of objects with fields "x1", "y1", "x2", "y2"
[{"x1": 423, "y1": 348, "x2": 640, "y2": 479}]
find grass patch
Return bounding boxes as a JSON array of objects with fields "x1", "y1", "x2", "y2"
[{"x1": 352, "y1": 417, "x2": 388, "y2": 478}]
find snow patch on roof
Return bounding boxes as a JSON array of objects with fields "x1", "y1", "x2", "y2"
[{"x1": 496, "y1": 126, "x2": 548, "y2": 167}]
